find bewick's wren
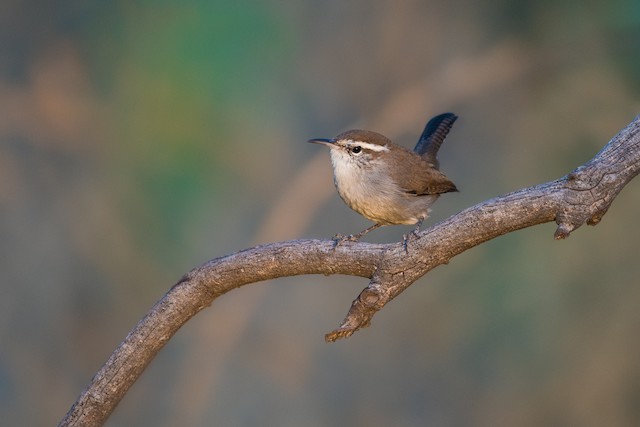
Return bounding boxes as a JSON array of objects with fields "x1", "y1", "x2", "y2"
[{"x1": 309, "y1": 112, "x2": 458, "y2": 243}]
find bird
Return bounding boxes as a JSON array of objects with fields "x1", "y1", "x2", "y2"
[{"x1": 308, "y1": 112, "x2": 458, "y2": 244}]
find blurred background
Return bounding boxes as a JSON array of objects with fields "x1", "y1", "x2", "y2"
[{"x1": 1, "y1": 0, "x2": 640, "y2": 425}]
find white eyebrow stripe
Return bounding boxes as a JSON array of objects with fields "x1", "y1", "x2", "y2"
[{"x1": 341, "y1": 139, "x2": 390, "y2": 152}]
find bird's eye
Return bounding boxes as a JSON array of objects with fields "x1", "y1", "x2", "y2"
[{"x1": 351, "y1": 146, "x2": 362, "y2": 154}]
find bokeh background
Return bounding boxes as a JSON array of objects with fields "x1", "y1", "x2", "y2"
[{"x1": 2, "y1": 0, "x2": 640, "y2": 425}]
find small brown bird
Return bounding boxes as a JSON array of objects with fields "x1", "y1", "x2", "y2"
[{"x1": 308, "y1": 113, "x2": 458, "y2": 243}]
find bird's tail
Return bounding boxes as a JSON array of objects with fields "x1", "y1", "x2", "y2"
[{"x1": 413, "y1": 112, "x2": 458, "y2": 169}]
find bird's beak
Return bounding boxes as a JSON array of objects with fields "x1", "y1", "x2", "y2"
[{"x1": 307, "y1": 138, "x2": 336, "y2": 146}]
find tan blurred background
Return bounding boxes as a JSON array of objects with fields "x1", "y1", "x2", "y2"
[{"x1": 2, "y1": 1, "x2": 640, "y2": 425}]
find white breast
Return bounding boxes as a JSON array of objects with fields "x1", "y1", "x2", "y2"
[{"x1": 329, "y1": 149, "x2": 417, "y2": 224}]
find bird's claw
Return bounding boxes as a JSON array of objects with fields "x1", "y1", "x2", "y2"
[
  {"x1": 332, "y1": 233, "x2": 359, "y2": 249},
  {"x1": 402, "y1": 228, "x2": 421, "y2": 253}
]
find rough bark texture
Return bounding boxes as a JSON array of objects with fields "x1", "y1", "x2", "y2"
[{"x1": 59, "y1": 115, "x2": 640, "y2": 426}]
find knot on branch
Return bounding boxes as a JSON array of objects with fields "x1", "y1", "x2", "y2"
[{"x1": 554, "y1": 168, "x2": 615, "y2": 239}]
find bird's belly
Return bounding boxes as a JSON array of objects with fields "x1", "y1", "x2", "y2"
[
  {"x1": 352, "y1": 194, "x2": 438, "y2": 225},
  {"x1": 334, "y1": 172, "x2": 437, "y2": 225}
]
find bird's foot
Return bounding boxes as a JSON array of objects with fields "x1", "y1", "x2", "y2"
[
  {"x1": 331, "y1": 224, "x2": 381, "y2": 249},
  {"x1": 332, "y1": 233, "x2": 360, "y2": 249},
  {"x1": 401, "y1": 233, "x2": 415, "y2": 253},
  {"x1": 402, "y1": 223, "x2": 423, "y2": 253}
]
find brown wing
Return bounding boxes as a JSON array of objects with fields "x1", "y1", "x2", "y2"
[
  {"x1": 414, "y1": 168, "x2": 458, "y2": 195},
  {"x1": 387, "y1": 148, "x2": 458, "y2": 195}
]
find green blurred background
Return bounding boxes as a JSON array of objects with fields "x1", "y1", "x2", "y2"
[{"x1": 2, "y1": 0, "x2": 640, "y2": 425}]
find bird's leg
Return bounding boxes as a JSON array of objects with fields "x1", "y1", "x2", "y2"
[
  {"x1": 333, "y1": 223, "x2": 382, "y2": 248},
  {"x1": 402, "y1": 217, "x2": 425, "y2": 253},
  {"x1": 413, "y1": 216, "x2": 425, "y2": 235}
]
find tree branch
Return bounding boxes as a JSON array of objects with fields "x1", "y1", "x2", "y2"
[{"x1": 59, "y1": 115, "x2": 640, "y2": 426}]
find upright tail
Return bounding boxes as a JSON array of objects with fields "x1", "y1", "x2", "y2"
[{"x1": 413, "y1": 112, "x2": 458, "y2": 169}]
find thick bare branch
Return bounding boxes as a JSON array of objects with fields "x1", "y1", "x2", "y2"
[
  {"x1": 60, "y1": 115, "x2": 640, "y2": 426},
  {"x1": 328, "y1": 115, "x2": 640, "y2": 340},
  {"x1": 58, "y1": 240, "x2": 385, "y2": 426}
]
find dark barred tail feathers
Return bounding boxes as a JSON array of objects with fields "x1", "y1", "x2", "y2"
[{"x1": 413, "y1": 112, "x2": 458, "y2": 170}]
